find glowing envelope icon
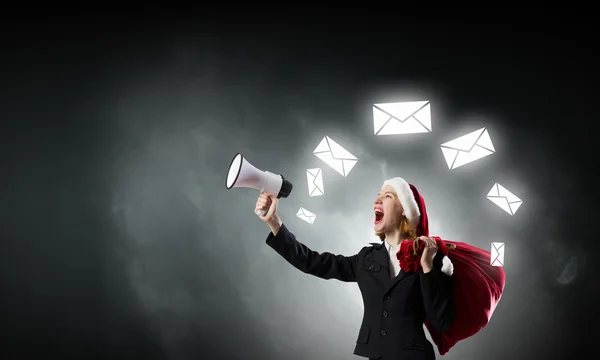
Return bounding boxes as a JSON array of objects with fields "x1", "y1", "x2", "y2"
[
  {"x1": 491, "y1": 242, "x2": 505, "y2": 267},
  {"x1": 296, "y1": 207, "x2": 316, "y2": 224},
  {"x1": 372, "y1": 101, "x2": 432, "y2": 135},
  {"x1": 306, "y1": 168, "x2": 324, "y2": 197},
  {"x1": 440, "y1": 127, "x2": 495, "y2": 169},
  {"x1": 487, "y1": 183, "x2": 523, "y2": 216},
  {"x1": 313, "y1": 136, "x2": 358, "y2": 177}
]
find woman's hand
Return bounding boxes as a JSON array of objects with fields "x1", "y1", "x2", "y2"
[
  {"x1": 255, "y1": 192, "x2": 282, "y2": 234},
  {"x1": 419, "y1": 236, "x2": 438, "y2": 273}
]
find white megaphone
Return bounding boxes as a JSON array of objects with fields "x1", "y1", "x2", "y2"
[{"x1": 225, "y1": 153, "x2": 293, "y2": 216}]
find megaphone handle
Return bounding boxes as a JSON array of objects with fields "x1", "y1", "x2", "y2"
[{"x1": 256, "y1": 188, "x2": 267, "y2": 217}]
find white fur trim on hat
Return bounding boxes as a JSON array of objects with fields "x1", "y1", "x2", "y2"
[
  {"x1": 382, "y1": 177, "x2": 420, "y2": 225},
  {"x1": 441, "y1": 255, "x2": 454, "y2": 276}
]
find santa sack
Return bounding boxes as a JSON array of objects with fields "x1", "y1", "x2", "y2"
[{"x1": 425, "y1": 238, "x2": 506, "y2": 355}]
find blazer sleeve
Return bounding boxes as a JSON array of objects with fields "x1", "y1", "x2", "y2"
[
  {"x1": 419, "y1": 251, "x2": 456, "y2": 332},
  {"x1": 265, "y1": 223, "x2": 359, "y2": 282}
]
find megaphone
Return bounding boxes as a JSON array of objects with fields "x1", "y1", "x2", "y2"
[{"x1": 225, "y1": 153, "x2": 293, "y2": 216}]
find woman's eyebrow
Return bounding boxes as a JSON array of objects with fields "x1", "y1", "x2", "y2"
[{"x1": 378, "y1": 191, "x2": 394, "y2": 196}]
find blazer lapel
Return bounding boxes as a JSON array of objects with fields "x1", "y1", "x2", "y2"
[
  {"x1": 367, "y1": 243, "x2": 416, "y2": 292},
  {"x1": 387, "y1": 270, "x2": 412, "y2": 293},
  {"x1": 372, "y1": 242, "x2": 413, "y2": 293},
  {"x1": 367, "y1": 243, "x2": 392, "y2": 288},
  {"x1": 370, "y1": 243, "x2": 390, "y2": 268}
]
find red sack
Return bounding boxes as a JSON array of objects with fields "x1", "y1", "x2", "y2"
[
  {"x1": 425, "y1": 239, "x2": 506, "y2": 355},
  {"x1": 391, "y1": 181, "x2": 506, "y2": 355}
]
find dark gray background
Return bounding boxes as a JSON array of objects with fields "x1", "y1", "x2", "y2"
[{"x1": 2, "y1": 10, "x2": 596, "y2": 360}]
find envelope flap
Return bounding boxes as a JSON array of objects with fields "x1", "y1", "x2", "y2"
[
  {"x1": 413, "y1": 103, "x2": 432, "y2": 131},
  {"x1": 302, "y1": 207, "x2": 316, "y2": 217},
  {"x1": 306, "y1": 174, "x2": 317, "y2": 190},
  {"x1": 307, "y1": 168, "x2": 321, "y2": 177},
  {"x1": 327, "y1": 137, "x2": 357, "y2": 160},
  {"x1": 487, "y1": 183, "x2": 500, "y2": 197},
  {"x1": 488, "y1": 196, "x2": 510, "y2": 209},
  {"x1": 491, "y1": 242, "x2": 504, "y2": 266},
  {"x1": 441, "y1": 127, "x2": 486, "y2": 152},
  {"x1": 374, "y1": 101, "x2": 429, "y2": 122},
  {"x1": 476, "y1": 129, "x2": 495, "y2": 152},
  {"x1": 314, "y1": 137, "x2": 330, "y2": 153},
  {"x1": 373, "y1": 106, "x2": 391, "y2": 134},
  {"x1": 497, "y1": 184, "x2": 521, "y2": 203}
]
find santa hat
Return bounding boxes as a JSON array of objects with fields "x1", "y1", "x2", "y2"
[
  {"x1": 382, "y1": 177, "x2": 428, "y2": 236},
  {"x1": 382, "y1": 177, "x2": 453, "y2": 276}
]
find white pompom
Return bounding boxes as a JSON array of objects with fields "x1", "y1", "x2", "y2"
[{"x1": 441, "y1": 255, "x2": 454, "y2": 276}]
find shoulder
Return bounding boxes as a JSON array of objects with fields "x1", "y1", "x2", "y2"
[
  {"x1": 355, "y1": 242, "x2": 384, "y2": 258},
  {"x1": 368, "y1": 242, "x2": 385, "y2": 250}
]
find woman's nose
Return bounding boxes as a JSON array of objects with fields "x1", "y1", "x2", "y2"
[{"x1": 374, "y1": 198, "x2": 382, "y2": 205}]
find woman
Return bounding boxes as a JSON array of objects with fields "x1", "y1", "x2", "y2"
[{"x1": 255, "y1": 177, "x2": 455, "y2": 360}]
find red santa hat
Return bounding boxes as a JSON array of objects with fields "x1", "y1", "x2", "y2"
[
  {"x1": 382, "y1": 177, "x2": 428, "y2": 236},
  {"x1": 382, "y1": 177, "x2": 453, "y2": 276}
]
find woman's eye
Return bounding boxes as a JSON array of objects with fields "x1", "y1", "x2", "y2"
[{"x1": 386, "y1": 195, "x2": 392, "y2": 198}]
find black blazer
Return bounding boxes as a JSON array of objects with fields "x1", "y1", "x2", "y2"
[{"x1": 266, "y1": 224, "x2": 455, "y2": 360}]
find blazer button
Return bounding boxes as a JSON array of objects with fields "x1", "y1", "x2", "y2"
[
  {"x1": 385, "y1": 294, "x2": 391, "y2": 300},
  {"x1": 412, "y1": 340, "x2": 420, "y2": 348},
  {"x1": 380, "y1": 330, "x2": 387, "y2": 336},
  {"x1": 382, "y1": 311, "x2": 388, "y2": 317},
  {"x1": 368, "y1": 264, "x2": 374, "y2": 270}
]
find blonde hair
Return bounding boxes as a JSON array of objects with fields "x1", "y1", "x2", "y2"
[{"x1": 375, "y1": 216, "x2": 416, "y2": 241}]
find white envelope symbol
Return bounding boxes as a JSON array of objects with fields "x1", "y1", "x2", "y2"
[
  {"x1": 487, "y1": 183, "x2": 523, "y2": 216},
  {"x1": 491, "y1": 242, "x2": 504, "y2": 267},
  {"x1": 440, "y1": 127, "x2": 495, "y2": 169},
  {"x1": 313, "y1": 136, "x2": 358, "y2": 177},
  {"x1": 373, "y1": 101, "x2": 432, "y2": 135},
  {"x1": 296, "y1": 207, "x2": 316, "y2": 224},
  {"x1": 306, "y1": 168, "x2": 324, "y2": 197}
]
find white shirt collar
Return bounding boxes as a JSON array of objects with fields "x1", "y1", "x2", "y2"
[{"x1": 384, "y1": 241, "x2": 401, "y2": 252}]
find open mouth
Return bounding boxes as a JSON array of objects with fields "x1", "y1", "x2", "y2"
[{"x1": 374, "y1": 208, "x2": 384, "y2": 224}]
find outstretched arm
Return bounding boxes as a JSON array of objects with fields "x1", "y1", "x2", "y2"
[{"x1": 265, "y1": 221, "x2": 358, "y2": 282}]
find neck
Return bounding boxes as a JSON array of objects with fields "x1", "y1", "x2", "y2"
[{"x1": 384, "y1": 230, "x2": 404, "y2": 248}]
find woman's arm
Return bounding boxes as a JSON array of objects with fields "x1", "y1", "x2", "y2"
[
  {"x1": 265, "y1": 221, "x2": 359, "y2": 282},
  {"x1": 419, "y1": 251, "x2": 456, "y2": 332}
]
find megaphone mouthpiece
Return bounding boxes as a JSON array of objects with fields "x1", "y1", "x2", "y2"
[{"x1": 277, "y1": 175, "x2": 293, "y2": 199}]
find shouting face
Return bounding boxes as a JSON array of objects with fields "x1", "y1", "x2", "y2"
[{"x1": 373, "y1": 185, "x2": 405, "y2": 234}]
